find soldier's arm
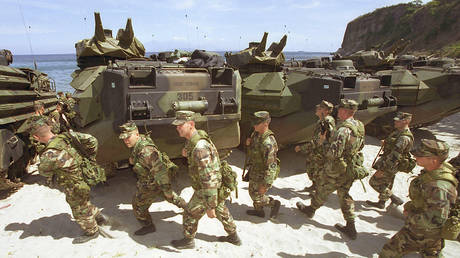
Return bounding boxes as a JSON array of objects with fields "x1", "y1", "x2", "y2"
[
  {"x1": 38, "y1": 149, "x2": 71, "y2": 177},
  {"x1": 138, "y1": 146, "x2": 168, "y2": 185},
  {"x1": 326, "y1": 127, "x2": 350, "y2": 158},
  {"x1": 407, "y1": 181, "x2": 456, "y2": 230},
  {"x1": 263, "y1": 135, "x2": 279, "y2": 186},
  {"x1": 383, "y1": 135, "x2": 412, "y2": 171},
  {"x1": 72, "y1": 131, "x2": 98, "y2": 159},
  {"x1": 194, "y1": 140, "x2": 220, "y2": 209}
]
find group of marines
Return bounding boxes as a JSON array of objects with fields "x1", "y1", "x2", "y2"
[{"x1": 15, "y1": 94, "x2": 460, "y2": 256}]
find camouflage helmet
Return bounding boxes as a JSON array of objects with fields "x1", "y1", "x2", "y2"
[
  {"x1": 253, "y1": 111, "x2": 270, "y2": 125},
  {"x1": 65, "y1": 92, "x2": 72, "y2": 98},
  {"x1": 338, "y1": 99, "x2": 358, "y2": 110},
  {"x1": 119, "y1": 122, "x2": 138, "y2": 139},
  {"x1": 172, "y1": 111, "x2": 195, "y2": 125},
  {"x1": 393, "y1": 112, "x2": 412, "y2": 121},
  {"x1": 316, "y1": 100, "x2": 334, "y2": 111},
  {"x1": 411, "y1": 139, "x2": 449, "y2": 161}
]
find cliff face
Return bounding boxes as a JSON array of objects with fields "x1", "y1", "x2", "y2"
[{"x1": 338, "y1": 0, "x2": 460, "y2": 57}]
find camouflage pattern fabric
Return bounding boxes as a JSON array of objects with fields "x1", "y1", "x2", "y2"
[
  {"x1": 299, "y1": 115, "x2": 335, "y2": 185},
  {"x1": 247, "y1": 129, "x2": 280, "y2": 210},
  {"x1": 183, "y1": 130, "x2": 236, "y2": 238},
  {"x1": 379, "y1": 162, "x2": 458, "y2": 257},
  {"x1": 370, "y1": 128, "x2": 414, "y2": 201},
  {"x1": 130, "y1": 134, "x2": 185, "y2": 226},
  {"x1": 38, "y1": 132, "x2": 100, "y2": 234},
  {"x1": 310, "y1": 117, "x2": 365, "y2": 222},
  {"x1": 26, "y1": 114, "x2": 60, "y2": 154}
]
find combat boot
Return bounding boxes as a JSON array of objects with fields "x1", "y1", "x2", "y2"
[
  {"x1": 301, "y1": 185, "x2": 315, "y2": 192},
  {"x1": 218, "y1": 232, "x2": 242, "y2": 246},
  {"x1": 390, "y1": 194, "x2": 404, "y2": 206},
  {"x1": 335, "y1": 220, "x2": 357, "y2": 240},
  {"x1": 296, "y1": 202, "x2": 315, "y2": 218},
  {"x1": 171, "y1": 237, "x2": 195, "y2": 249},
  {"x1": 246, "y1": 209, "x2": 265, "y2": 218},
  {"x1": 72, "y1": 231, "x2": 99, "y2": 244},
  {"x1": 366, "y1": 200, "x2": 386, "y2": 209},
  {"x1": 269, "y1": 198, "x2": 281, "y2": 219},
  {"x1": 134, "y1": 224, "x2": 156, "y2": 235}
]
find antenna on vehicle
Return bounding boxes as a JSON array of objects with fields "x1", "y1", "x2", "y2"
[{"x1": 17, "y1": 0, "x2": 37, "y2": 69}]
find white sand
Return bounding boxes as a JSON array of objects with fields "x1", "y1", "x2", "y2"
[{"x1": 1, "y1": 113, "x2": 460, "y2": 258}]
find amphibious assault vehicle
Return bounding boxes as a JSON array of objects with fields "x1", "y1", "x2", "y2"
[
  {"x1": 70, "y1": 13, "x2": 241, "y2": 164},
  {"x1": 367, "y1": 58, "x2": 460, "y2": 135},
  {"x1": 226, "y1": 33, "x2": 397, "y2": 147},
  {"x1": 0, "y1": 49, "x2": 57, "y2": 180}
]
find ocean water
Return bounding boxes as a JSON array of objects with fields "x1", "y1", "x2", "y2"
[{"x1": 11, "y1": 51, "x2": 330, "y2": 93}]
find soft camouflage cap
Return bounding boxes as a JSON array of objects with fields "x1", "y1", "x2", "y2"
[
  {"x1": 119, "y1": 122, "x2": 138, "y2": 139},
  {"x1": 33, "y1": 100, "x2": 44, "y2": 109},
  {"x1": 253, "y1": 111, "x2": 270, "y2": 125},
  {"x1": 316, "y1": 100, "x2": 334, "y2": 111},
  {"x1": 411, "y1": 139, "x2": 449, "y2": 160},
  {"x1": 172, "y1": 110, "x2": 195, "y2": 125},
  {"x1": 338, "y1": 99, "x2": 358, "y2": 110},
  {"x1": 29, "y1": 117, "x2": 50, "y2": 135},
  {"x1": 394, "y1": 112, "x2": 412, "y2": 121}
]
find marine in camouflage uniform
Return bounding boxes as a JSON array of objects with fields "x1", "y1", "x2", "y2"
[
  {"x1": 295, "y1": 100, "x2": 335, "y2": 193},
  {"x1": 367, "y1": 112, "x2": 414, "y2": 209},
  {"x1": 379, "y1": 139, "x2": 458, "y2": 258},
  {"x1": 49, "y1": 101, "x2": 72, "y2": 133},
  {"x1": 119, "y1": 122, "x2": 186, "y2": 236},
  {"x1": 31, "y1": 118, "x2": 107, "y2": 244},
  {"x1": 448, "y1": 152, "x2": 460, "y2": 242},
  {"x1": 64, "y1": 92, "x2": 77, "y2": 125},
  {"x1": 170, "y1": 111, "x2": 240, "y2": 249},
  {"x1": 297, "y1": 99, "x2": 366, "y2": 240},
  {"x1": 246, "y1": 111, "x2": 281, "y2": 219}
]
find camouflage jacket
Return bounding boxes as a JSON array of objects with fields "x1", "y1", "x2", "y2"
[
  {"x1": 131, "y1": 134, "x2": 171, "y2": 186},
  {"x1": 38, "y1": 131, "x2": 98, "y2": 188},
  {"x1": 374, "y1": 128, "x2": 413, "y2": 173},
  {"x1": 404, "y1": 162, "x2": 458, "y2": 234},
  {"x1": 299, "y1": 115, "x2": 335, "y2": 156},
  {"x1": 247, "y1": 129, "x2": 280, "y2": 186},
  {"x1": 325, "y1": 117, "x2": 364, "y2": 160},
  {"x1": 186, "y1": 130, "x2": 222, "y2": 209}
]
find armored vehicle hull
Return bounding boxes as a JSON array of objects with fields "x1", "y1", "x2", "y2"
[
  {"x1": 225, "y1": 33, "x2": 396, "y2": 147},
  {"x1": 71, "y1": 13, "x2": 241, "y2": 164},
  {"x1": 0, "y1": 49, "x2": 57, "y2": 179},
  {"x1": 368, "y1": 65, "x2": 460, "y2": 136}
]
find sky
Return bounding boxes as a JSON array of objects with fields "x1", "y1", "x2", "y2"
[{"x1": 1, "y1": 0, "x2": 430, "y2": 55}]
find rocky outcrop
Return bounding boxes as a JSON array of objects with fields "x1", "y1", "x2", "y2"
[{"x1": 338, "y1": 0, "x2": 460, "y2": 57}]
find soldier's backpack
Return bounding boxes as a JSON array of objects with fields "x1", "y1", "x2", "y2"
[
  {"x1": 63, "y1": 132, "x2": 106, "y2": 186},
  {"x1": 340, "y1": 120, "x2": 369, "y2": 180}
]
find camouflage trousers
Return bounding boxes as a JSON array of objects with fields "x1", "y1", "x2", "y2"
[
  {"x1": 183, "y1": 191, "x2": 236, "y2": 239},
  {"x1": 379, "y1": 226, "x2": 444, "y2": 258},
  {"x1": 305, "y1": 157, "x2": 325, "y2": 187},
  {"x1": 248, "y1": 181, "x2": 276, "y2": 210},
  {"x1": 310, "y1": 175, "x2": 356, "y2": 221},
  {"x1": 64, "y1": 182, "x2": 99, "y2": 234},
  {"x1": 133, "y1": 182, "x2": 185, "y2": 226},
  {"x1": 369, "y1": 170, "x2": 396, "y2": 202}
]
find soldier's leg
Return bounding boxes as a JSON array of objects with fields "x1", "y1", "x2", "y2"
[
  {"x1": 248, "y1": 181, "x2": 270, "y2": 210},
  {"x1": 216, "y1": 200, "x2": 237, "y2": 234},
  {"x1": 379, "y1": 227, "x2": 423, "y2": 258},
  {"x1": 132, "y1": 185, "x2": 157, "y2": 226},
  {"x1": 160, "y1": 183, "x2": 186, "y2": 209},
  {"x1": 65, "y1": 184, "x2": 99, "y2": 235},
  {"x1": 310, "y1": 177, "x2": 337, "y2": 210},
  {"x1": 337, "y1": 182, "x2": 355, "y2": 222},
  {"x1": 183, "y1": 192, "x2": 206, "y2": 239}
]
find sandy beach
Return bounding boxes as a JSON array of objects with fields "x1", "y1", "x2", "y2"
[{"x1": 1, "y1": 112, "x2": 460, "y2": 258}]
